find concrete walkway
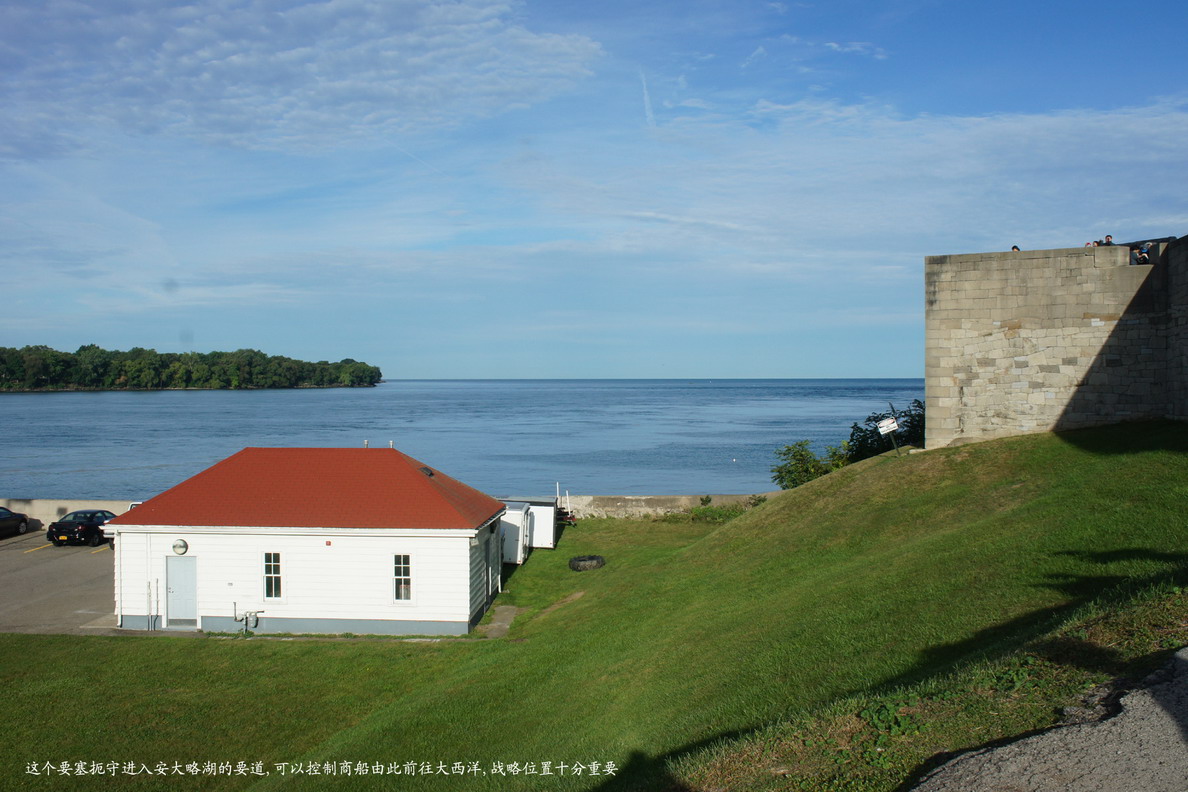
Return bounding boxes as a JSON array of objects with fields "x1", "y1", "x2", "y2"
[
  {"x1": 912, "y1": 647, "x2": 1188, "y2": 792},
  {"x1": 476, "y1": 605, "x2": 520, "y2": 639}
]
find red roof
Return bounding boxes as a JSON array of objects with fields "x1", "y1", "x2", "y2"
[{"x1": 108, "y1": 448, "x2": 504, "y2": 531}]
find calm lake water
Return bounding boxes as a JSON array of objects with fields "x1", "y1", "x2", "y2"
[{"x1": 1, "y1": 379, "x2": 923, "y2": 499}]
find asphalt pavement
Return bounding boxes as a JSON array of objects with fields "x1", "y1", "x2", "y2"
[
  {"x1": 0, "y1": 529, "x2": 119, "y2": 634},
  {"x1": 912, "y1": 648, "x2": 1188, "y2": 792}
]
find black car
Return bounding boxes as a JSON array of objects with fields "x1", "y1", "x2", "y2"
[
  {"x1": 47, "y1": 510, "x2": 117, "y2": 547},
  {"x1": 0, "y1": 507, "x2": 30, "y2": 537}
]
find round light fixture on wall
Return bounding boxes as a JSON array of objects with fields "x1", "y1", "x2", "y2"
[{"x1": 172, "y1": 539, "x2": 189, "y2": 555}]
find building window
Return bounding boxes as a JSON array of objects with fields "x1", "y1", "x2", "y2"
[
  {"x1": 264, "y1": 552, "x2": 282, "y2": 599},
  {"x1": 394, "y1": 555, "x2": 411, "y2": 601}
]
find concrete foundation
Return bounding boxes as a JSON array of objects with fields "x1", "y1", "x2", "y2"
[{"x1": 119, "y1": 614, "x2": 470, "y2": 636}]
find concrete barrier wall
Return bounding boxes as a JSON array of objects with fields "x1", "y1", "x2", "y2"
[
  {"x1": 925, "y1": 241, "x2": 1183, "y2": 448},
  {"x1": 1, "y1": 498, "x2": 136, "y2": 531},
  {"x1": 6, "y1": 495, "x2": 774, "y2": 525},
  {"x1": 563, "y1": 493, "x2": 774, "y2": 519}
]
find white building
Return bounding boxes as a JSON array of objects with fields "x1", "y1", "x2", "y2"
[
  {"x1": 106, "y1": 447, "x2": 506, "y2": 636},
  {"x1": 499, "y1": 501, "x2": 532, "y2": 565},
  {"x1": 524, "y1": 499, "x2": 559, "y2": 549},
  {"x1": 498, "y1": 496, "x2": 559, "y2": 549}
]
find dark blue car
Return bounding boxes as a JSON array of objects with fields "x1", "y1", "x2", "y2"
[
  {"x1": 0, "y1": 507, "x2": 30, "y2": 537},
  {"x1": 47, "y1": 510, "x2": 116, "y2": 547}
]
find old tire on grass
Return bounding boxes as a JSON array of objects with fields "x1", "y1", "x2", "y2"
[{"x1": 568, "y1": 555, "x2": 605, "y2": 572}]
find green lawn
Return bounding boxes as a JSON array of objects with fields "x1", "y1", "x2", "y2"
[{"x1": 3, "y1": 422, "x2": 1187, "y2": 791}]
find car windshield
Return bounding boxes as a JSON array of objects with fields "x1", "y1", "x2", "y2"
[{"x1": 62, "y1": 511, "x2": 96, "y2": 522}]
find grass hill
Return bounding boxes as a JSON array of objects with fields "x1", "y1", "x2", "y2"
[{"x1": 3, "y1": 422, "x2": 1187, "y2": 791}]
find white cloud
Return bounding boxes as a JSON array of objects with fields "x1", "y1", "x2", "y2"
[
  {"x1": 741, "y1": 46, "x2": 768, "y2": 68},
  {"x1": 12, "y1": 93, "x2": 1186, "y2": 323},
  {"x1": 0, "y1": 0, "x2": 602, "y2": 156},
  {"x1": 617, "y1": 210, "x2": 755, "y2": 233},
  {"x1": 82, "y1": 281, "x2": 310, "y2": 315},
  {"x1": 823, "y1": 41, "x2": 888, "y2": 59},
  {"x1": 0, "y1": 166, "x2": 178, "y2": 291},
  {"x1": 498, "y1": 96, "x2": 1188, "y2": 278},
  {"x1": 639, "y1": 70, "x2": 656, "y2": 128}
]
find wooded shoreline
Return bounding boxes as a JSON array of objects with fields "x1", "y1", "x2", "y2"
[
  {"x1": 1, "y1": 345, "x2": 383, "y2": 391},
  {"x1": 3, "y1": 382, "x2": 378, "y2": 393}
]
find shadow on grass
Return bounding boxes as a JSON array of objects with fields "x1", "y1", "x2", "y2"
[
  {"x1": 892, "y1": 551, "x2": 1188, "y2": 790},
  {"x1": 894, "y1": 641, "x2": 1186, "y2": 792},
  {"x1": 501, "y1": 562, "x2": 523, "y2": 590},
  {"x1": 876, "y1": 549, "x2": 1188, "y2": 693},
  {"x1": 1057, "y1": 548, "x2": 1188, "y2": 565},
  {"x1": 589, "y1": 741, "x2": 741, "y2": 792},
  {"x1": 597, "y1": 550, "x2": 1188, "y2": 792},
  {"x1": 1053, "y1": 419, "x2": 1188, "y2": 456}
]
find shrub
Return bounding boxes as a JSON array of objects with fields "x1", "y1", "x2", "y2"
[
  {"x1": 771, "y1": 440, "x2": 830, "y2": 490},
  {"x1": 771, "y1": 401, "x2": 925, "y2": 490},
  {"x1": 689, "y1": 504, "x2": 748, "y2": 523},
  {"x1": 846, "y1": 399, "x2": 925, "y2": 463}
]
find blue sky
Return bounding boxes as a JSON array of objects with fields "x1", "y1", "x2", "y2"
[{"x1": 3, "y1": 0, "x2": 1186, "y2": 379}]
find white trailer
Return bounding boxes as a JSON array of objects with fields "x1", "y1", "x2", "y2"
[
  {"x1": 526, "y1": 502, "x2": 557, "y2": 548},
  {"x1": 496, "y1": 497, "x2": 559, "y2": 549},
  {"x1": 499, "y1": 502, "x2": 532, "y2": 565}
]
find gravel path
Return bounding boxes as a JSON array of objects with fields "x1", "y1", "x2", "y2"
[{"x1": 912, "y1": 647, "x2": 1188, "y2": 792}]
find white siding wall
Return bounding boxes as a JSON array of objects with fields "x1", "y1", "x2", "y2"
[
  {"x1": 527, "y1": 504, "x2": 556, "y2": 548},
  {"x1": 468, "y1": 528, "x2": 498, "y2": 619},
  {"x1": 499, "y1": 504, "x2": 531, "y2": 565},
  {"x1": 113, "y1": 531, "x2": 143, "y2": 621},
  {"x1": 115, "y1": 529, "x2": 475, "y2": 626}
]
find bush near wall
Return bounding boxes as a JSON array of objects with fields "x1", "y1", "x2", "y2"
[{"x1": 771, "y1": 400, "x2": 925, "y2": 489}]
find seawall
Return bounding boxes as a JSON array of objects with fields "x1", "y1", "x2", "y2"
[
  {"x1": 563, "y1": 493, "x2": 773, "y2": 518},
  {"x1": 5, "y1": 494, "x2": 778, "y2": 526},
  {"x1": 3, "y1": 498, "x2": 135, "y2": 530}
]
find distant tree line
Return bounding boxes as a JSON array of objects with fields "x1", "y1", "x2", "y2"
[
  {"x1": 0, "y1": 345, "x2": 383, "y2": 391},
  {"x1": 771, "y1": 399, "x2": 925, "y2": 489}
]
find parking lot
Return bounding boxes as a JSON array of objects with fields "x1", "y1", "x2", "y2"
[{"x1": 0, "y1": 529, "x2": 120, "y2": 634}]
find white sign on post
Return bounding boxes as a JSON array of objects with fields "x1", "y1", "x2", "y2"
[{"x1": 877, "y1": 417, "x2": 899, "y2": 436}]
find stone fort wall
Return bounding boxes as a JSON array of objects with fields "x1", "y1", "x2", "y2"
[{"x1": 924, "y1": 237, "x2": 1187, "y2": 448}]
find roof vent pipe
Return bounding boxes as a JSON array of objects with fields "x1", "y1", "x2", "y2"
[
  {"x1": 363, "y1": 439, "x2": 369, "y2": 448},
  {"x1": 389, "y1": 440, "x2": 394, "y2": 449}
]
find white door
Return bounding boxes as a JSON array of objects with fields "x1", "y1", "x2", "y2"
[{"x1": 166, "y1": 555, "x2": 197, "y2": 627}]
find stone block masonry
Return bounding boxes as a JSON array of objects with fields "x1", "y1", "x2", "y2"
[{"x1": 924, "y1": 238, "x2": 1187, "y2": 448}]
